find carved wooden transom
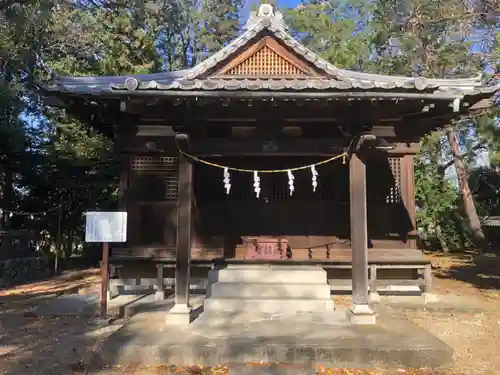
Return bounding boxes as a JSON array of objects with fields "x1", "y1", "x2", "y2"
[
  {"x1": 225, "y1": 45, "x2": 307, "y2": 76},
  {"x1": 130, "y1": 156, "x2": 178, "y2": 201},
  {"x1": 387, "y1": 157, "x2": 402, "y2": 204},
  {"x1": 215, "y1": 36, "x2": 322, "y2": 78}
]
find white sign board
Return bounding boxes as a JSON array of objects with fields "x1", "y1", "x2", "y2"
[{"x1": 85, "y1": 212, "x2": 128, "y2": 243}]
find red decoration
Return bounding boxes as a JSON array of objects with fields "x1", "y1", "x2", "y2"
[{"x1": 242, "y1": 236, "x2": 287, "y2": 260}]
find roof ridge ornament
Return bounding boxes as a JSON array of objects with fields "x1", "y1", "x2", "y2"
[
  {"x1": 245, "y1": 3, "x2": 287, "y2": 31},
  {"x1": 258, "y1": 3, "x2": 274, "y2": 17}
]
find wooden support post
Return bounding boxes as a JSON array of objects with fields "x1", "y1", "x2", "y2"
[
  {"x1": 423, "y1": 263, "x2": 437, "y2": 303},
  {"x1": 100, "y1": 242, "x2": 110, "y2": 318},
  {"x1": 401, "y1": 155, "x2": 417, "y2": 248},
  {"x1": 118, "y1": 154, "x2": 130, "y2": 210},
  {"x1": 348, "y1": 152, "x2": 376, "y2": 324},
  {"x1": 369, "y1": 264, "x2": 380, "y2": 303},
  {"x1": 166, "y1": 153, "x2": 193, "y2": 326},
  {"x1": 155, "y1": 264, "x2": 165, "y2": 301}
]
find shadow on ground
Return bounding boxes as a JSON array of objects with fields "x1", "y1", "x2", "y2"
[
  {"x1": 0, "y1": 266, "x2": 457, "y2": 375},
  {"x1": 0, "y1": 269, "x2": 112, "y2": 375},
  {"x1": 0, "y1": 306, "x2": 112, "y2": 374},
  {"x1": 432, "y1": 252, "x2": 500, "y2": 291}
]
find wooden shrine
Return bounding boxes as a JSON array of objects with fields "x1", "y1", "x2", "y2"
[{"x1": 39, "y1": 4, "x2": 498, "y2": 319}]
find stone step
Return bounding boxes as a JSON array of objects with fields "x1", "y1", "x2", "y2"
[
  {"x1": 211, "y1": 267, "x2": 327, "y2": 284},
  {"x1": 329, "y1": 279, "x2": 422, "y2": 293},
  {"x1": 209, "y1": 282, "x2": 332, "y2": 299},
  {"x1": 203, "y1": 297, "x2": 334, "y2": 313}
]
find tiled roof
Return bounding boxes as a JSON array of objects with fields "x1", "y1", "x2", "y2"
[{"x1": 42, "y1": 4, "x2": 498, "y2": 100}]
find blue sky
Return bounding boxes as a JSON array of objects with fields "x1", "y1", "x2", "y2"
[
  {"x1": 276, "y1": 0, "x2": 301, "y2": 6},
  {"x1": 243, "y1": 0, "x2": 300, "y2": 13}
]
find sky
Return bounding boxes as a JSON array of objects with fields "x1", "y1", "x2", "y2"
[
  {"x1": 276, "y1": 0, "x2": 301, "y2": 6},
  {"x1": 243, "y1": 0, "x2": 300, "y2": 14}
]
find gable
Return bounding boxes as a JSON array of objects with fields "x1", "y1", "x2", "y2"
[{"x1": 212, "y1": 36, "x2": 324, "y2": 78}]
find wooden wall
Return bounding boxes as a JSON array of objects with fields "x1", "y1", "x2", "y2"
[{"x1": 113, "y1": 150, "x2": 417, "y2": 260}]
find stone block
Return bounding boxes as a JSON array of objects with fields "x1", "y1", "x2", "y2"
[
  {"x1": 214, "y1": 267, "x2": 327, "y2": 284},
  {"x1": 166, "y1": 304, "x2": 193, "y2": 326},
  {"x1": 347, "y1": 304, "x2": 376, "y2": 325},
  {"x1": 210, "y1": 282, "x2": 331, "y2": 299},
  {"x1": 204, "y1": 298, "x2": 334, "y2": 314},
  {"x1": 154, "y1": 291, "x2": 165, "y2": 301},
  {"x1": 369, "y1": 292, "x2": 381, "y2": 303},
  {"x1": 423, "y1": 292, "x2": 439, "y2": 304}
]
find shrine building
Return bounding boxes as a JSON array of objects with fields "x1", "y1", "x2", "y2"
[{"x1": 39, "y1": 4, "x2": 498, "y2": 324}]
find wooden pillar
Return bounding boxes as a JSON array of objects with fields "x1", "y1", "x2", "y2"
[
  {"x1": 155, "y1": 264, "x2": 165, "y2": 301},
  {"x1": 118, "y1": 154, "x2": 130, "y2": 210},
  {"x1": 349, "y1": 152, "x2": 376, "y2": 324},
  {"x1": 166, "y1": 153, "x2": 193, "y2": 325},
  {"x1": 401, "y1": 155, "x2": 417, "y2": 248}
]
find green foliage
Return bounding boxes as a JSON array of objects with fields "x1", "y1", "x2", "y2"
[
  {"x1": 0, "y1": 256, "x2": 49, "y2": 287},
  {"x1": 286, "y1": 1, "x2": 375, "y2": 69},
  {"x1": 0, "y1": 0, "x2": 245, "y2": 263},
  {"x1": 287, "y1": 0, "x2": 498, "y2": 251},
  {"x1": 414, "y1": 133, "x2": 469, "y2": 250}
]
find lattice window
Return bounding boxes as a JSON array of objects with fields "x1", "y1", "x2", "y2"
[
  {"x1": 225, "y1": 46, "x2": 308, "y2": 76},
  {"x1": 130, "y1": 156, "x2": 178, "y2": 201},
  {"x1": 387, "y1": 157, "x2": 402, "y2": 204}
]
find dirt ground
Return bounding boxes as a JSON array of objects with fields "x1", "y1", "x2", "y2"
[{"x1": 0, "y1": 253, "x2": 499, "y2": 375}]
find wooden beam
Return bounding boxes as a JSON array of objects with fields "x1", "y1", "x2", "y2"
[
  {"x1": 386, "y1": 143, "x2": 420, "y2": 155},
  {"x1": 118, "y1": 135, "x2": 419, "y2": 156},
  {"x1": 127, "y1": 99, "x2": 437, "y2": 124},
  {"x1": 174, "y1": 154, "x2": 193, "y2": 307},
  {"x1": 99, "y1": 89, "x2": 462, "y2": 100},
  {"x1": 190, "y1": 138, "x2": 349, "y2": 156},
  {"x1": 349, "y1": 152, "x2": 370, "y2": 306}
]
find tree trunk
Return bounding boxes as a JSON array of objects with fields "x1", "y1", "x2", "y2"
[
  {"x1": 435, "y1": 222, "x2": 449, "y2": 253},
  {"x1": 64, "y1": 230, "x2": 73, "y2": 259},
  {"x1": 54, "y1": 198, "x2": 63, "y2": 275},
  {"x1": 0, "y1": 168, "x2": 14, "y2": 229},
  {"x1": 446, "y1": 126, "x2": 489, "y2": 253}
]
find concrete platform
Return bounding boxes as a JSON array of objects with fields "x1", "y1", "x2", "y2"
[{"x1": 94, "y1": 307, "x2": 452, "y2": 369}]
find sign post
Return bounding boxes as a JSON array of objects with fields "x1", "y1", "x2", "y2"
[
  {"x1": 101, "y1": 242, "x2": 110, "y2": 317},
  {"x1": 85, "y1": 211, "x2": 127, "y2": 318}
]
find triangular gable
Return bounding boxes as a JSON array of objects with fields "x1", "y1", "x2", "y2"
[
  {"x1": 213, "y1": 36, "x2": 322, "y2": 78},
  {"x1": 185, "y1": 7, "x2": 341, "y2": 81}
]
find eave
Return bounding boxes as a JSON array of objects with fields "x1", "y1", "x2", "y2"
[
  {"x1": 38, "y1": 83, "x2": 498, "y2": 103},
  {"x1": 36, "y1": 4, "x2": 499, "y2": 110}
]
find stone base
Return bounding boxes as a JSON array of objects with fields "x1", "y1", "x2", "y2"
[
  {"x1": 154, "y1": 291, "x2": 165, "y2": 301},
  {"x1": 369, "y1": 292, "x2": 381, "y2": 303},
  {"x1": 98, "y1": 308, "x2": 453, "y2": 368},
  {"x1": 347, "y1": 304, "x2": 376, "y2": 325},
  {"x1": 423, "y1": 292, "x2": 439, "y2": 304},
  {"x1": 165, "y1": 304, "x2": 193, "y2": 326},
  {"x1": 107, "y1": 286, "x2": 120, "y2": 301}
]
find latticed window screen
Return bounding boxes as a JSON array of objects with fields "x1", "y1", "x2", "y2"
[
  {"x1": 387, "y1": 157, "x2": 402, "y2": 204},
  {"x1": 130, "y1": 156, "x2": 178, "y2": 201},
  {"x1": 225, "y1": 46, "x2": 307, "y2": 76}
]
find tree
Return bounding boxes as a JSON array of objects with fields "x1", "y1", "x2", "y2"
[
  {"x1": 285, "y1": 0, "x2": 498, "y2": 252},
  {"x1": 1, "y1": 0, "x2": 246, "y2": 263},
  {"x1": 286, "y1": 0, "x2": 374, "y2": 70}
]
